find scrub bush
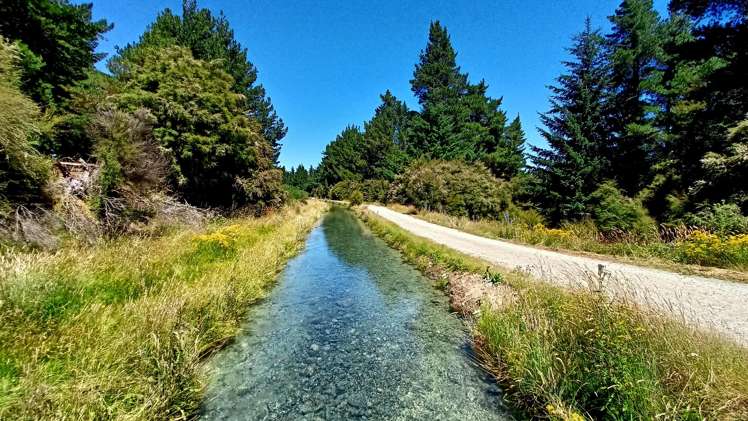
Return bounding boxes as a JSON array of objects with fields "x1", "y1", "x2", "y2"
[
  {"x1": 0, "y1": 38, "x2": 51, "y2": 213},
  {"x1": 329, "y1": 180, "x2": 360, "y2": 201},
  {"x1": 361, "y1": 179, "x2": 390, "y2": 203},
  {"x1": 588, "y1": 181, "x2": 656, "y2": 239},
  {"x1": 685, "y1": 202, "x2": 748, "y2": 235},
  {"x1": 390, "y1": 160, "x2": 511, "y2": 219}
]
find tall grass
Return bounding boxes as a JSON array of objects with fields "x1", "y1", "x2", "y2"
[
  {"x1": 359, "y1": 208, "x2": 748, "y2": 420},
  {"x1": 403, "y1": 207, "x2": 748, "y2": 278},
  {"x1": 0, "y1": 200, "x2": 327, "y2": 419}
]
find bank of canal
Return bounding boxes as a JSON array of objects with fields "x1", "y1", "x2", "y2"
[{"x1": 201, "y1": 207, "x2": 510, "y2": 420}]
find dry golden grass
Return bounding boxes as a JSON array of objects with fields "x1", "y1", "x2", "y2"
[{"x1": 0, "y1": 200, "x2": 327, "y2": 420}]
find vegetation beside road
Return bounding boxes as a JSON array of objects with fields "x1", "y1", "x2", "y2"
[
  {"x1": 358, "y1": 208, "x2": 748, "y2": 420},
  {"x1": 0, "y1": 200, "x2": 327, "y2": 419},
  {"x1": 288, "y1": 1, "x2": 748, "y2": 260},
  {"x1": 395, "y1": 205, "x2": 748, "y2": 279}
]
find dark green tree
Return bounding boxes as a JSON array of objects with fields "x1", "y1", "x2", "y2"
[
  {"x1": 409, "y1": 22, "x2": 514, "y2": 164},
  {"x1": 605, "y1": 0, "x2": 665, "y2": 195},
  {"x1": 0, "y1": 0, "x2": 110, "y2": 109},
  {"x1": 361, "y1": 91, "x2": 411, "y2": 180},
  {"x1": 484, "y1": 114, "x2": 526, "y2": 180},
  {"x1": 112, "y1": 0, "x2": 286, "y2": 164},
  {"x1": 533, "y1": 19, "x2": 611, "y2": 223},
  {"x1": 110, "y1": 46, "x2": 279, "y2": 208},
  {"x1": 665, "y1": 0, "x2": 748, "y2": 211},
  {"x1": 318, "y1": 126, "x2": 366, "y2": 186},
  {"x1": 410, "y1": 21, "x2": 468, "y2": 105}
]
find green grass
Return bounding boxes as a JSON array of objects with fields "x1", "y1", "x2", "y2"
[
  {"x1": 396, "y1": 206, "x2": 748, "y2": 281},
  {"x1": 359, "y1": 208, "x2": 748, "y2": 420},
  {"x1": 0, "y1": 200, "x2": 328, "y2": 419}
]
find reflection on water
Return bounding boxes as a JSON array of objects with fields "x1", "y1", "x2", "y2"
[{"x1": 201, "y1": 207, "x2": 510, "y2": 420}]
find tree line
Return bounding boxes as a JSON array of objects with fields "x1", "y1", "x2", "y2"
[
  {"x1": 1, "y1": 0, "x2": 287, "y2": 235},
  {"x1": 297, "y1": 0, "x2": 747, "y2": 233}
]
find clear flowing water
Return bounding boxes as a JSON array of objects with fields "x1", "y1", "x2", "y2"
[{"x1": 201, "y1": 208, "x2": 510, "y2": 420}]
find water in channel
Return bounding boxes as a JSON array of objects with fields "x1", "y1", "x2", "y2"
[{"x1": 201, "y1": 207, "x2": 510, "y2": 420}]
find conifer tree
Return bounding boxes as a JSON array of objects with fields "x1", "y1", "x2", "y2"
[
  {"x1": 410, "y1": 21, "x2": 468, "y2": 105},
  {"x1": 113, "y1": 0, "x2": 286, "y2": 164},
  {"x1": 318, "y1": 126, "x2": 366, "y2": 186},
  {"x1": 409, "y1": 21, "x2": 514, "y2": 164},
  {"x1": 605, "y1": 0, "x2": 665, "y2": 194},
  {"x1": 484, "y1": 114, "x2": 526, "y2": 180},
  {"x1": 0, "y1": 0, "x2": 110, "y2": 109},
  {"x1": 361, "y1": 91, "x2": 411, "y2": 180},
  {"x1": 533, "y1": 18, "x2": 610, "y2": 222}
]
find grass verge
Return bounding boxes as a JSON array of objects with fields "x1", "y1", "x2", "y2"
[
  {"x1": 0, "y1": 199, "x2": 328, "y2": 419},
  {"x1": 390, "y1": 205, "x2": 748, "y2": 282},
  {"x1": 359, "y1": 207, "x2": 748, "y2": 420}
]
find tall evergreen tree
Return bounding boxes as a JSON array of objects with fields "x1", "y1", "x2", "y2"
[
  {"x1": 484, "y1": 114, "x2": 526, "y2": 179},
  {"x1": 533, "y1": 18, "x2": 611, "y2": 222},
  {"x1": 112, "y1": 0, "x2": 286, "y2": 164},
  {"x1": 318, "y1": 126, "x2": 366, "y2": 186},
  {"x1": 410, "y1": 21, "x2": 468, "y2": 105},
  {"x1": 408, "y1": 21, "x2": 515, "y2": 165},
  {"x1": 361, "y1": 91, "x2": 411, "y2": 180},
  {"x1": 605, "y1": 0, "x2": 665, "y2": 195},
  {"x1": 0, "y1": 0, "x2": 111, "y2": 109},
  {"x1": 665, "y1": 0, "x2": 748, "y2": 210}
]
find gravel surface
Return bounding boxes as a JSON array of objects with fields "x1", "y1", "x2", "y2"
[{"x1": 367, "y1": 205, "x2": 748, "y2": 346}]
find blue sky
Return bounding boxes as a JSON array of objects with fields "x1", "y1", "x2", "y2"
[{"x1": 81, "y1": 0, "x2": 668, "y2": 169}]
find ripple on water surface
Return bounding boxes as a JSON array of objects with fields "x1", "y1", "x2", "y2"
[{"x1": 201, "y1": 208, "x2": 510, "y2": 420}]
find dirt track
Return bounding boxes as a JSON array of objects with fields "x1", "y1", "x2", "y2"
[{"x1": 367, "y1": 205, "x2": 748, "y2": 346}]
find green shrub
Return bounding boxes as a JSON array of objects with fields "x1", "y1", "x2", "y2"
[
  {"x1": 284, "y1": 185, "x2": 308, "y2": 201},
  {"x1": 109, "y1": 46, "x2": 279, "y2": 208},
  {"x1": 329, "y1": 180, "x2": 360, "y2": 201},
  {"x1": 0, "y1": 38, "x2": 51, "y2": 214},
  {"x1": 685, "y1": 202, "x2": 748, "y2": 235},
  {"x1": 361, "y1": 179, "x2": 390, "y2": 203},
  {"x1": 349, "y1": 190, "x2": 364, "y2": 206},
  {"x1": 91, "y1": 108, "x2": 166, "y2": 197},
  {"x1": 509, "y1": 206, "x2": 546, "y2": 227},
  {"x1": 390, "y1": 160, "x2": 511, "y2": 219},
  {"x1": 588, "y1": 181, "x2": 656, "y2": 239}
]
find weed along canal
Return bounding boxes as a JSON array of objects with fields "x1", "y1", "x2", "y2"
[{"x1": 201, "y1": 207, "x2": 509, "y2": 420}]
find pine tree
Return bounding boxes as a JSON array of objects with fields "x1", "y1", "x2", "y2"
[
  {"x1": 533, "y1": 18, "x2": 610, "y2": 222},
  {"x1": 409, "y1": 22, "x2": 511, "y2": 163},
  {"x1": 605, "y1": 0, "x2": 665, "y2": 195},
  {"x1": 113, "y1": 0, "x2": 286, "y2": 164},
  {"x1": 410, "y1": 21, "x2": 468, "y2": 105},
  {"x1": 318, "y1": 126, "x2": 366, "y2": 186},
  {"x1": 361, "y1": 90, "x2": 411, "y2": 180},
  {"x1": 0, "y1": 0, "x2": 111, "y2": 109},
  {"x1": 484, "y1": 114, "x2": 526, "y2": 179},
  {"x1": 665, "y1": 0, "x2": 748, "y2": 211}
]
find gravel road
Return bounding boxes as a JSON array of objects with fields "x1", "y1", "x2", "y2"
[{"x1": 367, "y1": 205, "x2": 748, "y2": 346}]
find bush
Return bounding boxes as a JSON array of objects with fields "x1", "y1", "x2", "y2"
[
  {"x1": 349, "y1": 190, "x2": 364, "y2": 206},
  {"x1": 588, "y1": 181, "x2": 656, "y2": 239},
  {"x1": 0, "y1": 39, "x2": 51, "y2": 213},
  {"x1": 675, "y1": 230, "x2": 748, "y2": 267},
  {"x1": 234, "y1": 169, "x2": 286, "y2": 212},
  {"x1": 329, "y1": 180, "x2": 360, "y2": 201},
  {"x1": 361, "y1": 179, "x2": 390, "y2": 203},
  {"x1": 284, "y1": 185, "x2": 308, "y2": 201},
  {"x1": 110, "y1": 46, "x2": 278, "y2": 208},
  {"x1": 91, "y1": 108, "x2": 167, "y2": 198},
  {"x1": 390, "y1": 160, "x2": 511, "y2": 219},
  {"x1": 685, "y1": 202, "x2": 748, "y2": 235}
]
